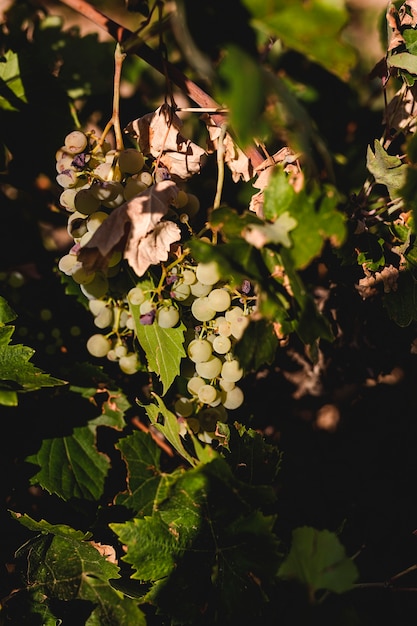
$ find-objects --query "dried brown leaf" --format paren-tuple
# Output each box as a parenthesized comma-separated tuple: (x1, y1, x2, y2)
(201, 113, 253, 182)
(131, 221, 181, 276)
(125, 103, 207, 180)
(78, 180, 179, 277)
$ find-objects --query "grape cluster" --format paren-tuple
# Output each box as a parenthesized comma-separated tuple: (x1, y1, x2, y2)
(56, 129, 200, 301)
(55, 129, 254, 437)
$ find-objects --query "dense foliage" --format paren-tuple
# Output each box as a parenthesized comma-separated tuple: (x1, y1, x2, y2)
(2, 0, 417, 624)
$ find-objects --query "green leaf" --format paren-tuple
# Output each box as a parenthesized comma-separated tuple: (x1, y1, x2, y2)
(115, 430, 163, 514)
(0, 50, 28, 112)
(129, 286, 186, 394)
(12, 518, 146, 625)
(242, 0, 357, 81)
(70, 386, 131, 430)
(383, 270, 417, 327)
(141, 393, 217, 467)
(388, 51, 417, 75)
(0, 295, 17, 324)
(26, 424, 110, 501)
(278, 526, 358, 596)
(214, 44, 267, 146)
(366, 140, 408, 198)
(233, 318, 279, 371)
(11, 512, 92, 540)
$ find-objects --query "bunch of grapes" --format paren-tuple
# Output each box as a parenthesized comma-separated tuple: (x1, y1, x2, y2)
(55, 128, 255, 437)
(56, 129, 200, 301)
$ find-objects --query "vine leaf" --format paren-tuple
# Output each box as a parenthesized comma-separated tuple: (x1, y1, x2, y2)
(366, 139, 408, 198)
(78, 180, 180, 277)
(278, 526, 358, 597)
(0, 296, 66, 406)
(115, 430, 162, 514)
(125, 103, 207, 180)
(132, 315, 186, 395)
(141, 393, 217, 466)
(26, 424, 110, 501)
(0, 49, 28, 112)
(11, 513, 146, 625)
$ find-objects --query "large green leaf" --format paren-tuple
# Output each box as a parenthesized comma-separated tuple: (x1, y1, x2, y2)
(278, 526, 358, 597)
(366, 139, 408, 199)
(115, 430, 163, 514)
(242, 0, 357, 80)
(26, 424, 110, 501)
(12, 513, 145, 625)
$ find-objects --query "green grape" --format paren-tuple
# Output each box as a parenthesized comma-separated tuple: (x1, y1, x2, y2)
(58, 253, 78, 275)
(123, 177, 148, 201)
(64, 130, 88, 154)
(79, 231, 94, 247)
(196, 261, 220, 286)
(198, 407, 219, 432)
(108, 251, 122, 267)
(118, 148, 145, 174)
(119, 352, 140, 374)
(195, 355, 222, 379)
(102, 182, 125, 208)
(214, 316, 232, 337)
(88, 299, 107, 316)
(59, 188, 78, 211)
(207, 288, 231, 312)
(56, 170, 79, 189)
(221, 358, 243, 382)
(190, 281, 212, 297)
(86, 333, 111, 357)
(80, 273, 109, 299)
(157, 305, 180, 328)
(87, 211, 109, 233)
(67, 212, 88, 239)
(219, 378, 235, 392)
(128, 286, 146, 305)
(71, 264, 95, 285)
(94, 162, 122, 182)
(94, 306, 113, 329)
(171, 280, 191, 301)
(173, 189, 189, 209)
(181, 193, 200, 219)
(191, 296, 216, 322)
(74, 189, 101, 215)
(187, 339, 213, 363)
(225, 306, 244, 321)
(182, 268, 197, 285)
(115, 344, 128, 358)
(137, 171, 153, 186)
(90, 181, 120, 202)
(187, 375, 206, 396)
(56, 154, 74, 173)
(230, 314, 250, 340)
(212, 335, 231, 354)
(222, 385, 244, 409)
(197, 384, 218, 405)
(174, 397, 194, 417)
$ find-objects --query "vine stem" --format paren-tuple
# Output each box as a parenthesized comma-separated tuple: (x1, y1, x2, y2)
(58, 0, 264, 169)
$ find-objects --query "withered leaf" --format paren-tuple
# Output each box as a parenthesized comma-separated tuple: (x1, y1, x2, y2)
(125, 103, 207, 180)
(78, 180, 180, 277)
(201, 112, 253, 182)
(133, 221, 181, 275)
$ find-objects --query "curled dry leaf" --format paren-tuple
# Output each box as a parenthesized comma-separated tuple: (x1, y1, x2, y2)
(78, 180, 180, 277)
(249, 147, 303, 216)
(201, 112, 253, 182)
(125, 103, 207, 180)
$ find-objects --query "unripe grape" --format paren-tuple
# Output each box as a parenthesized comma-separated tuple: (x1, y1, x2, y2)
(140, 300, 156, 315)
(87, 211, 109, 233)
(181, 193, 200, 219)
(219, 378, 235, 392)
(64, 130, 88, 154)
(123, 177, 148, 201)
(59, 188, 78, 211)
(90, 181, 120, 202)
(221, 358, 243, 382)
(56, 154, 74, 173)
(174, 397, 194, 417)
(171, 281, 191, 301)
(182, 268, 197, 285)
(79, 231, 94, 247)
(56, 169, 79, 189)
(157, 305, 180, 328)
(190, 281, 212, 297)
(115, 344, 128, 358)
(94, 162, 122, 182)
(197, 384, 218, 405)
(102, 182, 125, 208)
(187, 339, 213, 363)
(118, 148, 145, 174)
(119, 352, 139, 374)
(71, 264, 95, 285)
(137, 171, 153, 186)
(67, 212, 88, 239)
(173, 189, 188, 209)
(128, 287, 146, 305)
(191, 296, 216, 322)
(222, 386, 244, 410)
(80, 273, 109, 299)
(207, 288, 231, 312)
(74, 189, 101, 215)
(187, 376, 206, 396)
(195, 355, 222, 379)
(196, 261, 220, 285)
(58, 253, 78, 275)
(88, 299, 107, 316)
(225, 306, 244, 322)
(212, 335, 231, 354)
(214, 316, 232, 337)
(230, 314, 250, 340)
(198, 407, 219, 433)
(94, 306, 113, 329)
(86, 333, 111, 357)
